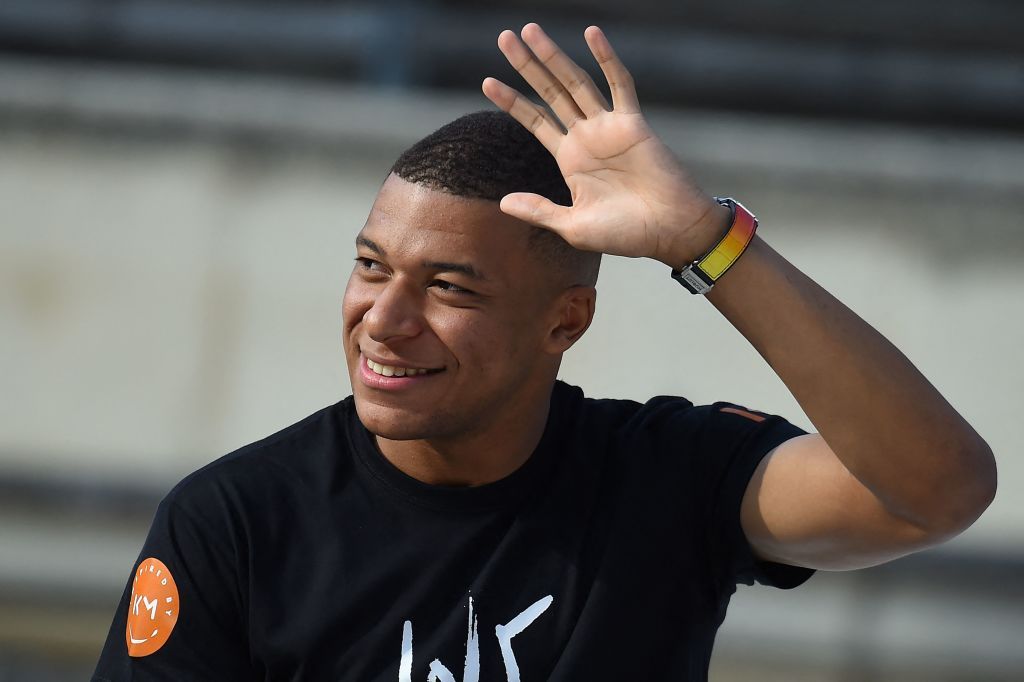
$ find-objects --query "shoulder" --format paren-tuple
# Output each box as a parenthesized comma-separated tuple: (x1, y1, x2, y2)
(564, 381, 707, 439)
(163, 398, 354, 515)
(558, 381, 692, 430)
(563, 381, 803, 456)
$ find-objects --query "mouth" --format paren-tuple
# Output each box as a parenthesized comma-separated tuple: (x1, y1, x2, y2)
(358, 353, 444, 389)
(365, 357, 443, 377)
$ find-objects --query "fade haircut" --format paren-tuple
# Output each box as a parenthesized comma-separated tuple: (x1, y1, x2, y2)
(389, 110, 601, 286)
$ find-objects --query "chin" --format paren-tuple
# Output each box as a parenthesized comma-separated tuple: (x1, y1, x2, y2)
(353, 397, 447, 442)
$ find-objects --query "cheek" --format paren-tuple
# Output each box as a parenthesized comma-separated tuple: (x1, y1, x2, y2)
(424, 308, 492, 361)
(431, 306, 541, 371)
(341, 276, 371, 330)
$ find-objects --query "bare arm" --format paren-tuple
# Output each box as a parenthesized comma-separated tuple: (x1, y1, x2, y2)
(483, 23, 997, 570)
(709, 237, 995, 569)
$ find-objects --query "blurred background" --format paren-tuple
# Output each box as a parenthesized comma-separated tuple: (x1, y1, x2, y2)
(1, 1, 1022, 680)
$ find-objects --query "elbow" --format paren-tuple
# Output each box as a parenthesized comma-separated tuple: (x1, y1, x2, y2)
(920, 437, 998, 541)
(960, 438, 998, 526)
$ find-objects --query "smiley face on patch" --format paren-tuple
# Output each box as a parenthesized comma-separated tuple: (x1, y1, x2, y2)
(125, 557, 180, 657)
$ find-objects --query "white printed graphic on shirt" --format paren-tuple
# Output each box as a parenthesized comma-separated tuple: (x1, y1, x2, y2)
(399, 594, 553, 682)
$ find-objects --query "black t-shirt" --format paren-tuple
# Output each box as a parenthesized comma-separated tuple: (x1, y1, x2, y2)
(93, 381, 812, 681)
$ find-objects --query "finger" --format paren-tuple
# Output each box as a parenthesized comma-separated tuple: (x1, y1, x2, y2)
(497, 28, 586, 129)
(520, 23, 610, 118)
(584, 26, 640, 114)
(481, 77, 564, 155)
(500, 192, 573, 234)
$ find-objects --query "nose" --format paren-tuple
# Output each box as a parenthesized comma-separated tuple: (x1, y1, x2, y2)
(362, 279, 424, 343)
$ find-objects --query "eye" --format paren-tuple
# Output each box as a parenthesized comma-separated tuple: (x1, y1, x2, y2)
(431, 279, 474, 295)
(354, 256, 387, 274)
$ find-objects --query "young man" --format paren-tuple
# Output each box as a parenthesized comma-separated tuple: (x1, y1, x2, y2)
(93, 24, 995, 681)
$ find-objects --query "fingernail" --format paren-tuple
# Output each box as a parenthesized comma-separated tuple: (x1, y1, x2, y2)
(501, 196, 524, 214)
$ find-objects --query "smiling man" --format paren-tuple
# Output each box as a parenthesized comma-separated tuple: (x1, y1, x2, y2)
(345, 122, 601, 489)
(94, 23, 996, 682)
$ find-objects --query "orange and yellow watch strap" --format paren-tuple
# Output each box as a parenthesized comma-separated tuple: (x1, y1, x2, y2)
(671, 197, 758, 294)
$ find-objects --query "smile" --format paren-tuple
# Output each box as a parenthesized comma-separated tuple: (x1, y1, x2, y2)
(363, 355, 444, 379)
(367, 360, 425, 377)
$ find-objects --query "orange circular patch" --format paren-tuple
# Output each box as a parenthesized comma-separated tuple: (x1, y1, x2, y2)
(125, 557, 180, 657)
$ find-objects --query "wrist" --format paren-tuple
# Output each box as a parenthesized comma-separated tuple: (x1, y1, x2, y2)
(669, 197, 759, 295)
(660, 200, 733, 270)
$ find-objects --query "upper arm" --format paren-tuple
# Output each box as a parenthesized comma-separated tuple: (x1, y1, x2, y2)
(740, 433, 938, 571)
(92, 495, 255, 680)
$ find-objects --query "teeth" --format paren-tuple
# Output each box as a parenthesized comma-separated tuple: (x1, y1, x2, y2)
(366, 359, 431, 377)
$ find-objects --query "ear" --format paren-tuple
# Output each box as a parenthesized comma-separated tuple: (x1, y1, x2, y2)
(543, 286, 597, 354)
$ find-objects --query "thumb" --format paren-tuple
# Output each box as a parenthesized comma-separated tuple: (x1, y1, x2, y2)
(500, 192, 572, 235)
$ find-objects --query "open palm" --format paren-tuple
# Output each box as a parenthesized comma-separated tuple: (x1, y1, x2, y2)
(482, 24, 726, 267)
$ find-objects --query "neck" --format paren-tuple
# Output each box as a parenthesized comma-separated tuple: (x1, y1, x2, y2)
(374, 387, 554, 487)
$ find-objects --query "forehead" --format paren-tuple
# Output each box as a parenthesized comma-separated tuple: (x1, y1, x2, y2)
(358, 174, 533, 276)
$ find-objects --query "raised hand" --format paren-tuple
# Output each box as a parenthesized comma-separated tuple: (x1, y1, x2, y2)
(482, 23, 730, 268)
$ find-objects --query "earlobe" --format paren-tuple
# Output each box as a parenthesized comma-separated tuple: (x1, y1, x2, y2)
(545, 287, 597, 353)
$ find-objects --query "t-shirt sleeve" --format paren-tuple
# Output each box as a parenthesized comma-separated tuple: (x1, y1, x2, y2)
(636, 398, 815, 593)
(91, 485, 255, 681)
(689, 401, 814, 591)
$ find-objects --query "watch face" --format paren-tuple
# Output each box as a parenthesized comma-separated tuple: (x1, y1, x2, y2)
(125, 557, 180, 657)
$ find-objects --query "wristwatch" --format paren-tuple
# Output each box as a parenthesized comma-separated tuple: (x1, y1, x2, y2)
(671, 197, 758, 294)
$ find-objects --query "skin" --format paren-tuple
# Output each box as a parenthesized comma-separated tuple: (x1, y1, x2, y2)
(342, 176, 595, 486)
(472, 23, 996, 570)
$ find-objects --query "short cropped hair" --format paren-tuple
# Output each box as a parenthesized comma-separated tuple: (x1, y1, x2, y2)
(389, 110, 601, 286)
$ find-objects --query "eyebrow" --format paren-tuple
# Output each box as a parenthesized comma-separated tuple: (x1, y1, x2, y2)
(355, 236, 489, 281)
(422, 260, 488, 281)
(356, 236, 385, 254)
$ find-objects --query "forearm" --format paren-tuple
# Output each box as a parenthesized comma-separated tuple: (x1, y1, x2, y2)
(694, 233, 995, 533)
